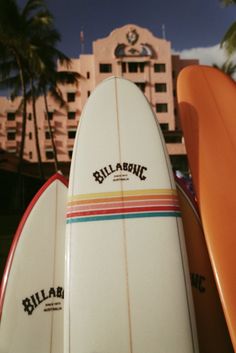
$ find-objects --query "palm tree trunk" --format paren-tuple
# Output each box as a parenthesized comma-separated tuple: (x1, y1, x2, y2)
(14, 54, 29, 210)
(30, 77, 44, 179)
(14, 53, 27, 176)
(43, 88, 59, 172)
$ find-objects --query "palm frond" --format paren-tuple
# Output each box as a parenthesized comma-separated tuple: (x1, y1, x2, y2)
(221, 21, 236, 55)
(220, 0, 236, 6)
(0, 0, 19, 28)
(56, 70, 80, 85)
(22, 0, 47, 18)
(40, 46, 71, 67)
(27, 10, 54, 30)
(0, 74, 20, 89)
(49, 86, 65, 107)
(0, 60, 18, 80)
(213, 59, 236, 78)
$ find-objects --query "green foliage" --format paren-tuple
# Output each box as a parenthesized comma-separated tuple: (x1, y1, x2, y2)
(220, 0, 236, 55)
(220, 0, 236, 5)
(221, 22, 236, 55)
(213, 60, 236, 78)
(0, 0, 80, 175)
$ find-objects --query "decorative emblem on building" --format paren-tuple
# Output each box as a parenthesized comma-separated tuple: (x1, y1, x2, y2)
(126, 29, 139, 45)
(115, 27, 155, 58)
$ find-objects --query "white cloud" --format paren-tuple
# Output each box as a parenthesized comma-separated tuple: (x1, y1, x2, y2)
(173, 44, 229, 66)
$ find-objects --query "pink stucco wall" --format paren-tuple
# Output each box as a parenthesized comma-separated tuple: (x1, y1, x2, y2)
(0, 24, 198, 163)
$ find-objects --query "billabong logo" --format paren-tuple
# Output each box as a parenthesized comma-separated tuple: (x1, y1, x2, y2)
(22, 286, 64, 315)
(93, 162, 147, 184)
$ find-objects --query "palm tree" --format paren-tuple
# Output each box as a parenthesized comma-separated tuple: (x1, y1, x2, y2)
(220, 0, 236, 55)
(41, 67, 80, 172)
(0, 0, 53, 177)
(0, 0, 80, 176)
(0, 0, 81, 177)
(27, 22, 80, 172)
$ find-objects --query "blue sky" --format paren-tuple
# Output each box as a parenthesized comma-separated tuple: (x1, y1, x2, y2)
(45, 0, 234, 55)
(18, 0, 236, 64)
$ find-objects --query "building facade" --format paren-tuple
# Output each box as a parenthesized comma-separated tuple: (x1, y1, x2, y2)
(0, 24, 198, 171)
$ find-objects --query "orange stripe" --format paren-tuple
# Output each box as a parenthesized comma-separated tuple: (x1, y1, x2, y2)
(68, 194, 178, 206)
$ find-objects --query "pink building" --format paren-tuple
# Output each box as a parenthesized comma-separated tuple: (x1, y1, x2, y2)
(0, 24, 198, 172)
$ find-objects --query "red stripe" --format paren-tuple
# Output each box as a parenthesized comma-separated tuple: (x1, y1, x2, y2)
(67, 205, 180, 218)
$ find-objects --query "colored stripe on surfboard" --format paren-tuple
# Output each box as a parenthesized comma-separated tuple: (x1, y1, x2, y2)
(66, 189, 181, 223)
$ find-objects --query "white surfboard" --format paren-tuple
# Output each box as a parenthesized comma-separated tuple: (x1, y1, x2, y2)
(65, 77, 199, 353)
(0, 173, 67, 353)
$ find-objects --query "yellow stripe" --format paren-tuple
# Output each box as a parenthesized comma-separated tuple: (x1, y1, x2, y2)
(68, 188, 177, 202)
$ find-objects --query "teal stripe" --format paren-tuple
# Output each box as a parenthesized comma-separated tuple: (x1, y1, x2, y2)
(66, 212, 181, 224)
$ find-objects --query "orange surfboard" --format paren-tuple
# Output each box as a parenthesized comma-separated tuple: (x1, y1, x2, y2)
(177, 65, 236, 350)
(176, 177, 233, 352)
